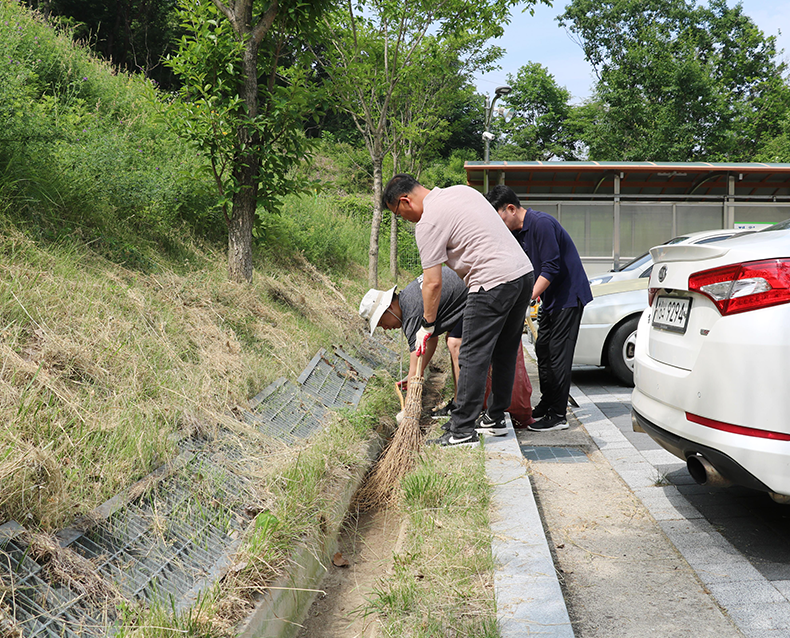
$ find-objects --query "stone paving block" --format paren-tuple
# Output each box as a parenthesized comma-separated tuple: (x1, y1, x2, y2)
(609, 466, 659, 490)
(725, 602, 790, 631)
(659, 517, 720, 536)
(486, 417, 574, 638)
(707, 581, 786, 607)
(640, 448, 684, 466)
(679, 542, 755, 567)
(695, 561, 767, 585)
(496, 576, 575, 638)
(772, 580, 790, 601)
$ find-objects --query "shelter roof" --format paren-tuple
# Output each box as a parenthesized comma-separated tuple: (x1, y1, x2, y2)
(464, 161, 790, 199)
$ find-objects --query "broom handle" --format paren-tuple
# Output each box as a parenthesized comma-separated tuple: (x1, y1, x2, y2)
(395, 382, 405, 410)
(395, 353, 424, 411)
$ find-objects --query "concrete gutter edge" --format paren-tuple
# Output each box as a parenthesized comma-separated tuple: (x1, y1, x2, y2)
(485, 417, 575, 638)
(237, 432, 384, 638)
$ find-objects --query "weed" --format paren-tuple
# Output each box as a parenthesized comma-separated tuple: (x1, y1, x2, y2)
(366, 442, 497, 636)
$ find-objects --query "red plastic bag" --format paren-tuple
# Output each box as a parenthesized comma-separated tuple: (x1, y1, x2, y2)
(484, 345, 534, 428)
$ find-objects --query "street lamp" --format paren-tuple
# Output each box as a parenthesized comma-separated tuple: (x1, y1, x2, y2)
(483, 85, 511, 192)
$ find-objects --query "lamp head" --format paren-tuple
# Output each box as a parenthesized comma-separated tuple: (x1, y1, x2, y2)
(495, 85, 512, 97)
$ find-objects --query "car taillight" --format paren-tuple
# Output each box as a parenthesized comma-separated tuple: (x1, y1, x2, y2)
(688, 259, 790, 315)
(648, 287, 659, 306)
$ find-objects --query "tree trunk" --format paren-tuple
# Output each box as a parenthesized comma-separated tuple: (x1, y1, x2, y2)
(389, 212, 398, 282)
(228, 193, 254, 282)
(227, 39, 260, 284)
(368, 152, 384, 288)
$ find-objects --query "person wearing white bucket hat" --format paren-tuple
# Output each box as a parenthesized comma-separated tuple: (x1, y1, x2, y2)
(359, 267, 467, 421)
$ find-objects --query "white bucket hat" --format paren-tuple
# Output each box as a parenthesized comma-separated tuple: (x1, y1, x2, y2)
(358, 286, 396, 336)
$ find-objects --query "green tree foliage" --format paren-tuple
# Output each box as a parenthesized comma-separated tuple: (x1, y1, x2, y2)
(167, 0, 331, 283)
(25, 0, 182, 89)
(559, 0, 790, 161)
(496, 62, 579, 160)
(317, 0, 527, 287)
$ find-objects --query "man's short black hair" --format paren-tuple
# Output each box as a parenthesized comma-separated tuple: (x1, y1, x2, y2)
(485, 184, 521, 212)
(382, 173, 421, 209)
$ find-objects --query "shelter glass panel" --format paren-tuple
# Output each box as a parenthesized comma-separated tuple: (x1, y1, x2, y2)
(561, 203, 613, 257)
(676, 204, 723, 235)
(732, 204, 790, 227)
(619, 203, 674, 259)
(522, 201, 558, 219)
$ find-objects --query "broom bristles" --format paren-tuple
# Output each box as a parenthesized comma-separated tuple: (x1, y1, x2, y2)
(357, 374, 425, 507)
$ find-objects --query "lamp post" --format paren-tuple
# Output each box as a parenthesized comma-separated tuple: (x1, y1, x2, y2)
(483, 85, 511, 193)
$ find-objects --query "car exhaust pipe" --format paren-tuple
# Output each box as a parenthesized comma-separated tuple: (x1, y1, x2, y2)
(686, 454, 733, 488)
(770, 493, 790, 505)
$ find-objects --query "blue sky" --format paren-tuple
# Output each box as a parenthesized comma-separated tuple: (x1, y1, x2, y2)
(474, 0, 790, 104)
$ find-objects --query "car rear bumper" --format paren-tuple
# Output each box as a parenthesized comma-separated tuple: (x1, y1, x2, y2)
(631, 407, 772, 494)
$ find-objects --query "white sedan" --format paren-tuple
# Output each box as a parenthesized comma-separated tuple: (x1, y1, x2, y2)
(632, 220, 790, 501)
(573, 278, 647, 386)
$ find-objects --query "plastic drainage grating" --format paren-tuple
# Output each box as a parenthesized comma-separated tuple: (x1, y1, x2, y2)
(297, 347, 372, 409)
(353, 334, 402, 379)
(0, 522, 112, 637)
(246, 378, 329, 444)
(0, 339, 396, 636)
(0, 442, 258, 637)
(67, 475, 242, 608)
(520, 446, 590, 464)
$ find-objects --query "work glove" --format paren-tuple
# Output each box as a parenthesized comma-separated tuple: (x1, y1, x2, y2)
(414, 324, 435, 357)
(396, 410, 405, 425)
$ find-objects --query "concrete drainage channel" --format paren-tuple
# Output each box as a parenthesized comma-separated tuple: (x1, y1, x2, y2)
(0, 335, 401, 638)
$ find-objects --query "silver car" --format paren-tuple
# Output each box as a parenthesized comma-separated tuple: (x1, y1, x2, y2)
(587, 228, 745, 286)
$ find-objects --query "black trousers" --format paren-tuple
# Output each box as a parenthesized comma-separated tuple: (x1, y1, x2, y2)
(535, 302, 584, 416)
(450, 272, 534, 436)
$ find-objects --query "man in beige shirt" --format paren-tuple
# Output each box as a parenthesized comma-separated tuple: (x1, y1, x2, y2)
(382, 174, 534, 446)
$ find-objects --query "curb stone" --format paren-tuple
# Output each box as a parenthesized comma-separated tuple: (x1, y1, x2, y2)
(485, 416, 575, 637)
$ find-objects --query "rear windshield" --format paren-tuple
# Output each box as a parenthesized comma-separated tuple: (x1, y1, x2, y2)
(761, 219, 790, 232)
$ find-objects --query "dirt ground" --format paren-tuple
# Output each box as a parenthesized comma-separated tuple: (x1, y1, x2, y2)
(518, 353, 745, 638)
(295, 363, 449, 638)
(295, 506, 402, 638)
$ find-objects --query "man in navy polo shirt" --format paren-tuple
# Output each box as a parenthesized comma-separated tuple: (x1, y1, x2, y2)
(486, 185, 592, 431)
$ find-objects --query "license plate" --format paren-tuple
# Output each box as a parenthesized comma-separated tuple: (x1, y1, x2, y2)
(652, 296, 692, 333)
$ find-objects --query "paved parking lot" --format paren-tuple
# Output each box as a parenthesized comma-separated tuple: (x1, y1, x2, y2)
(570, 365, 790, 637)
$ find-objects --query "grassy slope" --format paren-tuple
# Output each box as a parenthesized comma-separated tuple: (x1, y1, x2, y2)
(0, 217, 386, 529)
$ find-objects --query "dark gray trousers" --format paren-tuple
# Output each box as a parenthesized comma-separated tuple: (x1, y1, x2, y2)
(535, 301, 584, 416)
(450, 272, 534, 436)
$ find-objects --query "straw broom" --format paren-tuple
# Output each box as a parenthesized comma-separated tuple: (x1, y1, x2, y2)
(357, 357, 425, 507)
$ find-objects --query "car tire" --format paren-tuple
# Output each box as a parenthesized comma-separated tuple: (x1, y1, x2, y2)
(607, 316, 639, 387)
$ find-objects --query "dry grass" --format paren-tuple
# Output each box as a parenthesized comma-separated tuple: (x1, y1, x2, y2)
(0, 225, 373, 531)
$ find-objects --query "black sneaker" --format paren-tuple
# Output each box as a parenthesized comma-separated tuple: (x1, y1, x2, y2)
(531, 403, 548, 419)
(425, 431, 480, 447)
(527, 412, 568, 432)
(474, 411, 507, 437)
(431, 399, 456, 419)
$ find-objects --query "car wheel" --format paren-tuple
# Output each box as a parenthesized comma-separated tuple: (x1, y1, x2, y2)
(607, 316, 639, 387)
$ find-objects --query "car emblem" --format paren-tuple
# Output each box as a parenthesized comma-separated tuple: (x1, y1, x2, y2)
(658, 265, 667, 282)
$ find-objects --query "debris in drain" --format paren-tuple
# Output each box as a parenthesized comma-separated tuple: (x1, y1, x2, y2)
(332, 552, 350, 567)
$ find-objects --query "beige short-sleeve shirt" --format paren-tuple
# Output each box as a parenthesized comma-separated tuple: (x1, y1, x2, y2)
(416, 185, 533, 292)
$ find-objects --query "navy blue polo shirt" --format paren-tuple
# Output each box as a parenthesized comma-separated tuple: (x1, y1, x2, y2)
(514, 208, 593, 313)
